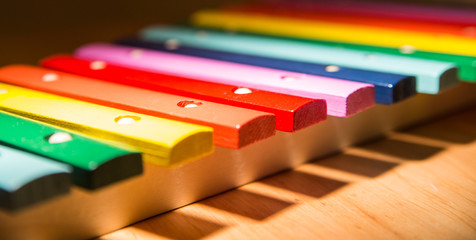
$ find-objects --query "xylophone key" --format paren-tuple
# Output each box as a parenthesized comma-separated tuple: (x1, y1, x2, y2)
(139, 25, 459, 94)
(0, 111, 142, 190)
(219, 6, 476, 82)
(0, 81, 213, 167)
(0, 144, 71, 211)
(116, 36, 417, 105)
(259, 0, 476, 26)
(223, 4, 476, 38)
(0, 65, 276, 149)
(289, 39, 476, 83)
(74, 43, 375, 117)
(41, 55, 327, 132)
(191, 10, 476, 57)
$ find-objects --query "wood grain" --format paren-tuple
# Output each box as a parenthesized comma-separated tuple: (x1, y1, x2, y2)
(98, 106, 476, 240)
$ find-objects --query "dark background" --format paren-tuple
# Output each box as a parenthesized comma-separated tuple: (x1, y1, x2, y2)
(0, 0, 243, 66)
(0, 0, 475, 67)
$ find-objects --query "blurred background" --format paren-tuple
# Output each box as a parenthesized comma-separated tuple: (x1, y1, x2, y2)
(0, 0, 475, 66)
(0, 0, 242, 66)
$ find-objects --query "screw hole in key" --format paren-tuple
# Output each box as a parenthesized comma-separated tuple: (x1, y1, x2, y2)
(90, 61, 107, 70)
(115, 115, 141, 124)
(325, 65, 340, 72)
(46, 132, 73, 144)
(165, 39, 180, 50)
(233, 87, 252, 95)
(177, 101, 203, 108)
(462, 26, 476, 37)
(42, 73, 59, 82)
(195, 30, 208, 39)
(130, 49, 144, 59)
(365, 54, 377, 61)
(399, 45, 416, 54)
(281, 75, 299, 82)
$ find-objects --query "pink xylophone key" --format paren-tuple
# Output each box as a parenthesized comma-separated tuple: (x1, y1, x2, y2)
(74, 43, 375, 117)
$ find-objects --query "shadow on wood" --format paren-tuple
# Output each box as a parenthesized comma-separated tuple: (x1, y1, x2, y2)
(312, 153, 399, 178)
(356, 139, 444, 160)
(199, 189, 294, 220)
(129, 211, 226, 240)
(260, 170, 348, 199)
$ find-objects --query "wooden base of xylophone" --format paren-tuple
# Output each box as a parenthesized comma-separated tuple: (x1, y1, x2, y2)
(1, 82, 476, 240)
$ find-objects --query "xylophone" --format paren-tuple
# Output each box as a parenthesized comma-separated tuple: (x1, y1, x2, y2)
(1, 1, 476, 239)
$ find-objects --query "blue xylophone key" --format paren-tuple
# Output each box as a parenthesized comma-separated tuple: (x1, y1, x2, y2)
(139, 25, 458, 95)
(116, 36, 416, 105)
(0, 144, 71, 211)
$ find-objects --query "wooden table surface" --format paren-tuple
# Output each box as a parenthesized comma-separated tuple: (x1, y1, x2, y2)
(97, 107, 476, 240)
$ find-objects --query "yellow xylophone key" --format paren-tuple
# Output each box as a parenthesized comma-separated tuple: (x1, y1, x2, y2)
(0, 82, 213, 167)
(192, 10, 476, 57)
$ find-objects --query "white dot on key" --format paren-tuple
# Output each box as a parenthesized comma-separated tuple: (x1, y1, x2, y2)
(225, 23, 239, 33)
(462, 26, 476, 37)
(399, 45, 416, 54)
(42, 73, 59, 82)
(115, 116, 141, 124)
(325, 65, 340, 72)
(130, 49, 144, 59)
(233, 87, 252, 94)
(195, 30, 208, 38)
(90, 61, 107, 70)
(366, 54, 377, 61)
(185, 103, 199, 108)
(48, 132, 73, 144)
(165, 39, 180, 50)
(281, 76, 298, 82)
(88, 162, 98, 169)
(0, 89, 7, 94)
(177, 101, 203, 108)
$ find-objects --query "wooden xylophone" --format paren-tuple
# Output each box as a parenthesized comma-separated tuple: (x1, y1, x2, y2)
(1, 0, 476, 239)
